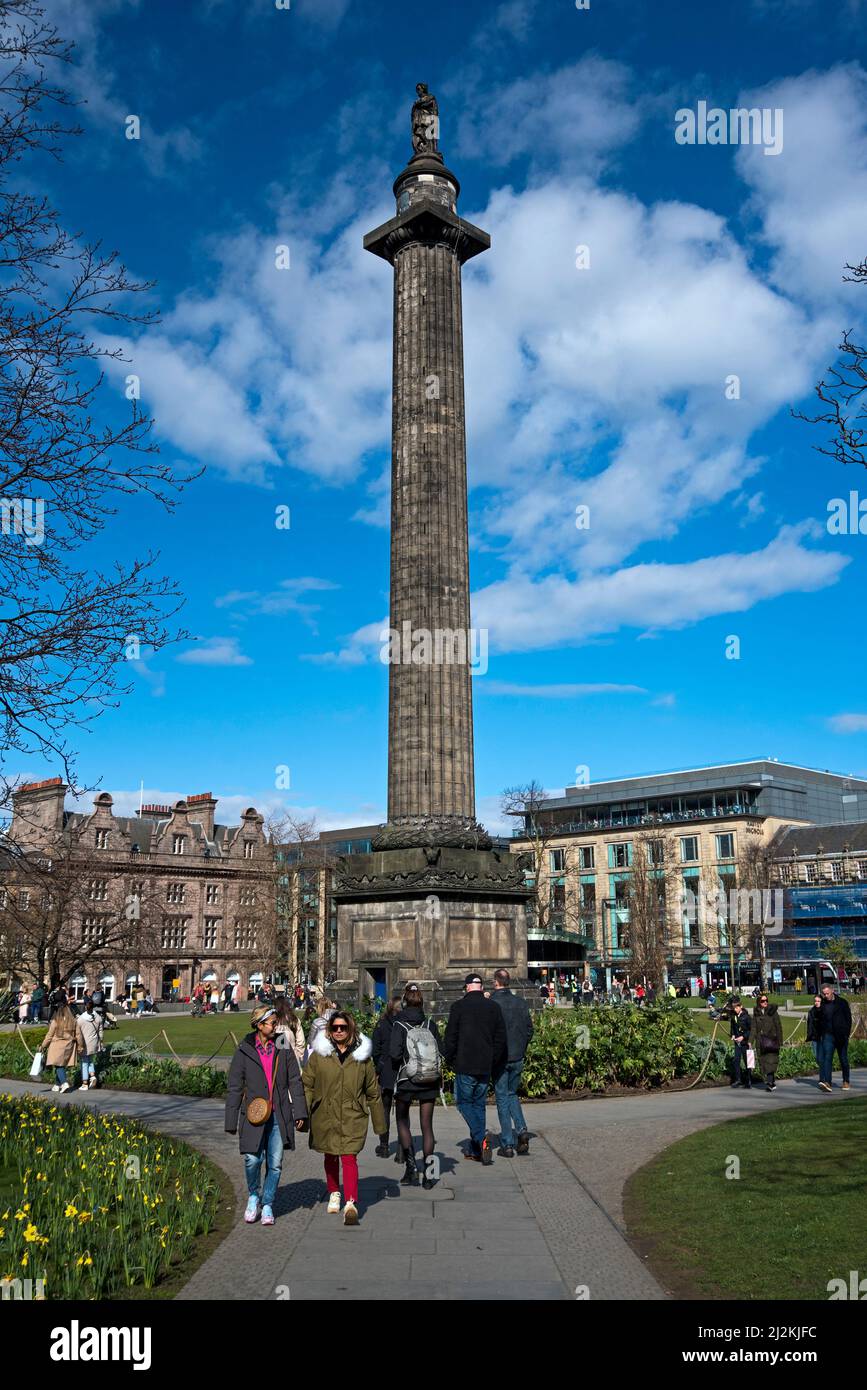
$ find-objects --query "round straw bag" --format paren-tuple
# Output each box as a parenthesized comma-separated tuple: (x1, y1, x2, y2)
(247, 1051, 279, 1126)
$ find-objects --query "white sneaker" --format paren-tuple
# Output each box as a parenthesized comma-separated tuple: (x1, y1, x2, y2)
(78, 1083, 89, 1090)
(343, 1199, 359, 1226)
(51, 1085, 61, 1092)
(326, 1191, 342, 1215)
(58, 1082, 70, 1093)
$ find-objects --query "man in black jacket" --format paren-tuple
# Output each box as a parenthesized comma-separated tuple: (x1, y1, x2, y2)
(817, 985, 852, 1092)
(490, 969, 533, 1157)
(444, 973, 507, 1165)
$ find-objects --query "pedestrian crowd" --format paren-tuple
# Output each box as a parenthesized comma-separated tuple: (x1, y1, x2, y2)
(723, 985, 852, 1093)
(224, 968, 535, 1228)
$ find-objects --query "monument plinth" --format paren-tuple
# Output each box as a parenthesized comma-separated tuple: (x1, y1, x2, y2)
(332, 85, 530, 1006)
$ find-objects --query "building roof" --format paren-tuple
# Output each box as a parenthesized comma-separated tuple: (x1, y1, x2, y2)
(772, 822, 867, 856)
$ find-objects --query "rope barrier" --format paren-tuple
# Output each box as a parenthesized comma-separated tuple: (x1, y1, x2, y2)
(684, 1017, 721, 1089)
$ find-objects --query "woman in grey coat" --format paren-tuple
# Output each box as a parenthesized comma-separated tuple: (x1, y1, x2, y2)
(225, 1004, 308, 1226)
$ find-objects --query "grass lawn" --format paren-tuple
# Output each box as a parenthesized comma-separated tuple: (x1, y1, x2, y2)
(625, 1097, 867, 1300)
(687, 1010, 807, 1044)
(110, 1012, 250, 1056)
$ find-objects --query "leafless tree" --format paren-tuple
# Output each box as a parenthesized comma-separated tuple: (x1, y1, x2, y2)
(624, 830, 679, 987)
(793, 256, 867, 469)
(264, 811, 330, 984)
(0, 832, 161, 989)
(0, 1, 198, 807)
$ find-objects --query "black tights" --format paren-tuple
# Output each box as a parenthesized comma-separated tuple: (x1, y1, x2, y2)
(395, 1097, 435, 1163)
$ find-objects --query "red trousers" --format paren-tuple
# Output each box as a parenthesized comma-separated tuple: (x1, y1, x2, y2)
(324, 1153, 358, 1202)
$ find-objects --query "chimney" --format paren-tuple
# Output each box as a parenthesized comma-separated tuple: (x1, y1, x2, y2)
(187, 792, 216, 840)
(10, 777, 67, 850)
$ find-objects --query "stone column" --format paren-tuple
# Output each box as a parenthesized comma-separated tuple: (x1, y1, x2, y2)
(365, 153, 489, 833)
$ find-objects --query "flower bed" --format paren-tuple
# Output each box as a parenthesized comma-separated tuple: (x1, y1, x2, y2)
(0, 1094, 223, 1299)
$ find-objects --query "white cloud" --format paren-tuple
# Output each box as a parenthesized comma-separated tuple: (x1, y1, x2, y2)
(482, 682, 648, 697)
(176, 636, 253, 667)
(828, 713, 867, 733)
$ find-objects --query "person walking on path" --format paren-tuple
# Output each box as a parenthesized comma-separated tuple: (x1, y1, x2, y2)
(273, 996, 306, 1067)
(806, 994, 822, 1064)
(389, 985, 443, 1188)
(490, 968, 533, 1157)
(817, 984, 852, 1093)
(727, 997, 753, 1089)
(581, 978, 594, 1006)
(225, 1004, 308, 1227)
(74, 1002, 104, 1089)
(372, 994, 402, 1158)
(303, 996, 336, 1063)
(43, 1002, 78, 1093)
(752, 993, 782, 1092)
(443, 973, 507, 1165)
(302, 1010, 386, 1226)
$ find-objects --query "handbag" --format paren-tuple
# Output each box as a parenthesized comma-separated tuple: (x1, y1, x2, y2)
(759, 1034, 780, 1054)
(246, 1050, 279, 1126)
(29, 1050, 44, 1078)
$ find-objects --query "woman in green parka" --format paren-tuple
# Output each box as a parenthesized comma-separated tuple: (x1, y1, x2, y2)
(753, 993, 783, 1092)
(302, 1010, 387, 1226)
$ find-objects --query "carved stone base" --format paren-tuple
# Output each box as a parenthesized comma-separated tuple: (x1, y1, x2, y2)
(334, 888, 530, 1007)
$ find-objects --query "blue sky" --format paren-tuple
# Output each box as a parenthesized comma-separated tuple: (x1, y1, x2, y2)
(20, 0, 867, 832)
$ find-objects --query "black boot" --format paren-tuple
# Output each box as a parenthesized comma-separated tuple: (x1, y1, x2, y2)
(394, 1145, 406, 1164)
(400, 1158, 420, 1186)
(375, 1139, 390, 1158)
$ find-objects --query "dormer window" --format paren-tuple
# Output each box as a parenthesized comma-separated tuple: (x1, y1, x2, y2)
(172, 835, 186, 856)
(244, 841, 255, 860)
(96, 828, 109, 850)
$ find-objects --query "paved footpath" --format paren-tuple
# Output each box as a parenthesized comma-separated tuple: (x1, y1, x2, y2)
(2, 1071, 863, 1301)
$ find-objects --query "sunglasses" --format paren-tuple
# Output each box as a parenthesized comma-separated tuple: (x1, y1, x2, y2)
(331, 1023, 349, 1032)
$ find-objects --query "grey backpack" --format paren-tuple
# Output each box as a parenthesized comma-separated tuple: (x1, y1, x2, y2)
(396, 1017, 441, 1085)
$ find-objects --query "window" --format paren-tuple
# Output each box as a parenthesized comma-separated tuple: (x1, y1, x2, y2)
(830, 860, 843, 882)
(204, 918, 220, 950)
(234, 920, 258, 950)
(680, 836, 699, 863)
(857, 860, 867, 879)
(578, 846, 595, 870)
(550, 882, 566, 912)
(18, 889, 30, 911)
(243, 841, 255, 860)
(166, 882, 186, 904)
(647, 839, 665, 865)
(87, 879, 108, 900)
(81, 915, 108, 945)
(579, 879, 596, 910)
(716, 833, 735, 860)
(95, 828, 109, 849)
(206, 883, 220, 905)
(549, 848, 565, 873)
(608, 842, 632, 869)
(804, 862, 818, 883)
(130, 880, 145, 899)
(161, 919, 188, 949)
(239, 886, 257, 907)
(172, 835, 186, 856)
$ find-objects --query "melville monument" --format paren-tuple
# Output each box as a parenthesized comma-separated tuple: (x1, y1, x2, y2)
(332, 86, 530, 1005)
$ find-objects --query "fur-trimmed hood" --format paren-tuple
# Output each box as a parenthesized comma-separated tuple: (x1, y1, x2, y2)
(310, 1029, 373, 1063)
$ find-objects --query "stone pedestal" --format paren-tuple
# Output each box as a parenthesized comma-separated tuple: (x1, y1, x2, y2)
(331, 840, 529, 1007)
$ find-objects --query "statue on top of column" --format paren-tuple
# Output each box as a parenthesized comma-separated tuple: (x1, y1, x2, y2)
(411, 82, 439, 156)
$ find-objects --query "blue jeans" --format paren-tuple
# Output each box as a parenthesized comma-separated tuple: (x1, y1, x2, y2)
(494, 1062, 527, 1147)
(454, 1073, 489, 1148)
(80, 1056, 94, 1083)
(243, 1115, 284, 1208)
(54, 1066, 67, 1085)
(819, 1034, 850, 1085)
